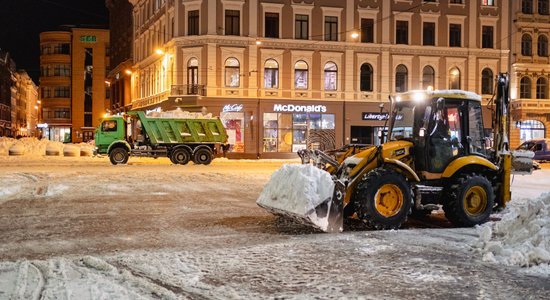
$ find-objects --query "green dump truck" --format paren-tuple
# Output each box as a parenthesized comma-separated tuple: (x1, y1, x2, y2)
(95, 111, 229, 165)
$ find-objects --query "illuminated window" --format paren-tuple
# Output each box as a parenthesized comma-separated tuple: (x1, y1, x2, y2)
(324, 62, 337, 91)
(264, 59, 279, 89)
(224, 57, 240, 87)
(294, 60, 309, 89)
(449, 67, 461, 89)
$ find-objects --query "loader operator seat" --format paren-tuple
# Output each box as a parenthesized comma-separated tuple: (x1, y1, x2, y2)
(429, 112, 453, 173)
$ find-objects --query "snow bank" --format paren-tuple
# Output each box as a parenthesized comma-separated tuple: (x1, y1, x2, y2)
(0, 137, 95, 157)
(257, 164, 335, 231)
(475, 192, 550, 271)
(148, 109, 214, 119)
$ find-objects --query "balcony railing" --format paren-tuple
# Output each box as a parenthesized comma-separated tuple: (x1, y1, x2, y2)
(171, 84, 206, 96)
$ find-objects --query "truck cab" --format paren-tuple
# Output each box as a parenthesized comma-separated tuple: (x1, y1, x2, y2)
(95, 116, 126, 154)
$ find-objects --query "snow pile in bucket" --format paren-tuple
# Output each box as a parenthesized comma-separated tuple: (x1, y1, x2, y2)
(475, 192, 550, 271)
(257, 164, 335, 231)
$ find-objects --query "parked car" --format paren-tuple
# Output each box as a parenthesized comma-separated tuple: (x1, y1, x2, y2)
(516, 139, 550, 161)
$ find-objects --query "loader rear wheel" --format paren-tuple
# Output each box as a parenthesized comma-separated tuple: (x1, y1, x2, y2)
(443, 173, 494, 227)
(171, 147, 191, 165)
(353, 168, 412, 230)
(193, 147, 213, 165)
(109, 147, 129, 165)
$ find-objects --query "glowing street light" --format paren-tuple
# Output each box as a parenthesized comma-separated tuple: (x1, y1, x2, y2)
(125, 69, 132, 75)
(350, 32, 359, 39)
(155, 48, 165, 55)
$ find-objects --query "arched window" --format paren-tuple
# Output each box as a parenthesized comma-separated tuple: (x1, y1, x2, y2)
(538, 35, 548, 57)
(360, 63, 373, 92)
(264, 59, 279, 89)
(224, 57, 240, 87)
(519, 120, 546, 142)
(481, 68, 493, 95)
(539, 0, 549, 15)
(536, 77, 548, 99)
(522, 0, 533, 13)
(294, 60, 309, 89)
(522, 34, 532, 56)
(422, 65, 435, 89)
(187, 58, 199, 94)
(324, 62, 337, 91)
(395, 64, 408, 92)
(520, 76, 532, 98)
(449, 67, 461, 89)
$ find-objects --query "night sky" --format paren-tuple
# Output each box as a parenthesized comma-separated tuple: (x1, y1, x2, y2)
(0, 0, 109, 83)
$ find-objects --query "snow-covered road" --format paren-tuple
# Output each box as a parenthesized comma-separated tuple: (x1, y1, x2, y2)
(0, 155, 549, 299)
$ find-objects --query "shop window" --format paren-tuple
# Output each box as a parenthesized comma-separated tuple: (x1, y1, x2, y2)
(449, 67, 461, 89)
(264, 59, 279, 89)
(395, 64, 408, 92)
(221, 111, 245, 152)
(263, 112, 335, 153)
(422, 65, 435, 89)
(225, 57, 240, 87)
(360, 63, 373, 92)
(536, 77, 548, 99)
(538, 35, 548, 57)
(519, 120, 545, 142)
(520, 76, 532, 98)
(294, 60, 309, 90)
(324, 62, 337, 91)
(481, 68, 493, 95)
(522, 34, 532, 56)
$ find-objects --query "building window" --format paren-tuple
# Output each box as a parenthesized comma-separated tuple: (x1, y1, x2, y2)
(481, 68, 493, 95)
(538, 35, 548, 56)
(360, 63, 373, 92)
(449, 67, 461, 89)
(361, 18, 374, 43)
(264, 59, 279, 89)
(396, 21, 408, 44)
(449, 24, 461, 47)
(482, 0, 495, 5)
(188, 10, 199, 35)
(295, 14, 309, 40)
(225, 57, 240, 87)
(450, 0, 463, 3)
(187, 58, 199, 94)
(265, 12, 279, 38)
(294, 60, 309, 90)
(522, 34, 533, 56)
(522, 0, 533, 13)
(324, 16, 338, 41)
(422, 65, 435, 89)
(395, 64, 408, 92)
(519, 120, 545, 142)
(536, 77, 548, 99)
(423, 22, 435, 46)
(520, 76, 531, 98)
(324, 62, 337, 91)
(482, 26, 494, 48)
(263, 112, 335, 153)
(225, 10, 240, 36)
(539, 0, 549, 15)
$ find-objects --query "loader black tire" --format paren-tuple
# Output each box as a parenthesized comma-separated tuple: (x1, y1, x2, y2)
(193, 147, 213, 165)
(171, 147, 191, 165)
(353, 168, 412, 230)
(109, 147, 129, 165)
(443, 173, 494, 227)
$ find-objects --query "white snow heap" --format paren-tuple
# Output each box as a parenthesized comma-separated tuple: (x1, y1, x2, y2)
(257, 164, 335, 231)
(0, 137, 95, 157)
(147, 109, 214, 119)
(475, 192, 550, 268)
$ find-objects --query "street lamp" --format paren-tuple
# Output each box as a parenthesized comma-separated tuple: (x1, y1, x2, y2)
(155, 48, 165, 55)
(350, 32, 359, 40)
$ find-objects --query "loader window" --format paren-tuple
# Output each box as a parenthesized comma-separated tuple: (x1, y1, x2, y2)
(390, 105, 414, 140)
(468, 102, 486, 156)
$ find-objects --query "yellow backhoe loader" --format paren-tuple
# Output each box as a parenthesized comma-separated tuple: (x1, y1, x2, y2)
(258, 73, 534, 232)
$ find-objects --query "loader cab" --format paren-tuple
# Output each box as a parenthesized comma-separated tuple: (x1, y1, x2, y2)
(388, 91, 487, 174)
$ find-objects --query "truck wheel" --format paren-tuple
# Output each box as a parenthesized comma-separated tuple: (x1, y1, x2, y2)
(171, 147, 191, 165)
(443, 173, 494, 227)
(353, 168, 412, 230)
(109, 147, 129, 165)
(193, 147, 213, 165)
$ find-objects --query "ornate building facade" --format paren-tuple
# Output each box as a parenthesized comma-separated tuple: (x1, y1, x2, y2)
(510, 0, 550, 147)
(128, 0, 510, 158)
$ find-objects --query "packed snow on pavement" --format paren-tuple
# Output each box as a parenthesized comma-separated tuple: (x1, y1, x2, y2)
(0, 137, 549, 299)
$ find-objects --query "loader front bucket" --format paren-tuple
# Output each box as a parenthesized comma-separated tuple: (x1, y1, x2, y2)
(257, 164, 345, 233)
